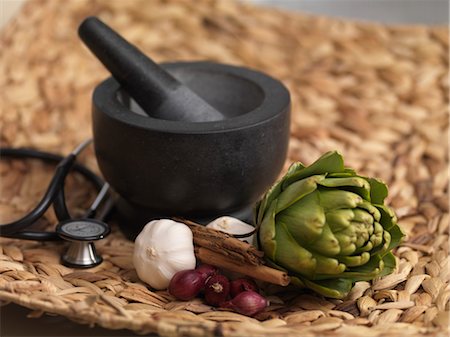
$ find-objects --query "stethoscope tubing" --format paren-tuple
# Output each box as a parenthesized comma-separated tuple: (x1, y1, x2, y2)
(0, 146, 104, 188)
(0, 140, 110, 240)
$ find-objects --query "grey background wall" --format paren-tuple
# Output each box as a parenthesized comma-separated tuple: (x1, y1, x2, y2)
(1, 0, 449, 28)
(251, 0, 449, 24)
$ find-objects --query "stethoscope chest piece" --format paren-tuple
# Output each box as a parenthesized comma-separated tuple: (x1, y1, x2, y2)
(56, 219, 110, 268)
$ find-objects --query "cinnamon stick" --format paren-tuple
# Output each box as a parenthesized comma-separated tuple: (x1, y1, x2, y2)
(176, 218, 264, 266)
(195, 247, 290, 287)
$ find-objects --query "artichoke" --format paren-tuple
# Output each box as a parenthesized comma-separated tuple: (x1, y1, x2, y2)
(256, 151, 404, 299)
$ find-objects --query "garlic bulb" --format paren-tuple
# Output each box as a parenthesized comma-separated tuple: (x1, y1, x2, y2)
(206, 216, 255, 245)
(133, 219, 196, 290)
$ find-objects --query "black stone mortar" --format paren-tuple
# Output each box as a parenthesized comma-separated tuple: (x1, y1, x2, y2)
(93, 62, 290, 240)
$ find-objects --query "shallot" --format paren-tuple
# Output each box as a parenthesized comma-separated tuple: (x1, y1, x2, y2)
(230, 278, 258, 298)
(222, 290, 268, 316)
(168, 270, 204, 300)
(196, 264, 218, 283)
(204, 274, 230, 306)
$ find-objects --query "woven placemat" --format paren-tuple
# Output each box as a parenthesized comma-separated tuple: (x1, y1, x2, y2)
(0, 0, 448, 336)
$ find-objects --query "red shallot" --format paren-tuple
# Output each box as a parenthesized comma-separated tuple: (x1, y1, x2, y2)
(204, 274, 230, 306)
(230, 278, 258, 298)
(168, 270, 204, 300)
(222, 290, 268, 316)
(196, 264, 218, 283)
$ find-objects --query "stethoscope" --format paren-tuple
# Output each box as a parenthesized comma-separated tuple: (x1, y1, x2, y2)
(0, 139, 114, 268)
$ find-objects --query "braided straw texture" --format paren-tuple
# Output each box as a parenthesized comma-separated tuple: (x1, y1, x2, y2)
(0, 1, 448, 336)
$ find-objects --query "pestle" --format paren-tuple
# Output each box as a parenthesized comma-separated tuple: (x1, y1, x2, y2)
(79, 17, 224, 122)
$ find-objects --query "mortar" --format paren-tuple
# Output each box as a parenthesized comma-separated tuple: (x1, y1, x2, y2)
(93, 61, 289, 238)
(82, 17, 290, 239)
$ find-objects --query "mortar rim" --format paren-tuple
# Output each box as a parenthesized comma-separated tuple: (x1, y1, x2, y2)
(93, 61, 290, 134)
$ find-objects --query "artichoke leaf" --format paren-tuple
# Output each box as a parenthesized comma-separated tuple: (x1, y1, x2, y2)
(256, 163, 306, 223)
(328, 172, 355, 178)
(309, 223, 341, 256)
(334, 229, 360, 255)
(256, 180, 282, 225)
(290, 275, 306, 288)
(274, 223, 316, 278)
(375, 204, 397, 230)
(258, 200, 278, 260)
(352, 222, 369, 247)
(371, 228, 394, 255)
(367, 178, 388, 204)
(380, 230, 392, 253)
(358, 201, 381, 222)
(314, 254, 346, 276)
(339, 255, 385, 281)
(283, 151, 345, 187)
(295, 276, 353, 299)
(326, 209, 354, 232)
(337, 252, 370, 267)
(255, 200, 264, 225)
(276, 175, 324, 213)
(353, 240, 374, 254)
(319, 189, 363, 211)
(319, 176, 371, 201)
(370, 222, 384, 248)
(379, 252, 397, 277)
(334, 231, 357, 256)
(327, 168, 358, 179)
(387, 225, 405, 251)
(376, 204, 404, 251)
(277, 191, 326, 243)
(352, 208, 374, 225)
(264, 257, 289, 272)
(343, 168, 357, 175)
(287, 161, 307, 175)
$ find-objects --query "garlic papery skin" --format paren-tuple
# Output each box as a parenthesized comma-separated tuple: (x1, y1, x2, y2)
(206, 216, 255, 245)
(133, 219, 196, 290)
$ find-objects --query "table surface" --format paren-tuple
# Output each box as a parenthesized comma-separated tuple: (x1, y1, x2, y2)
(1, 0, 448, 336)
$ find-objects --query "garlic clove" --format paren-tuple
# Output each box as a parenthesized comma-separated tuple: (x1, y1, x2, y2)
(206, 216, 255, 245)
(133, 219, 196, 290)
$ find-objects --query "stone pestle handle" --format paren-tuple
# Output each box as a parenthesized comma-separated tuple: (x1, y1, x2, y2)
(78, 16, 224, 122)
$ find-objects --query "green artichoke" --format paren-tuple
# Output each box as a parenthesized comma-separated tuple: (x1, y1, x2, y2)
(256, 151, 404, 299)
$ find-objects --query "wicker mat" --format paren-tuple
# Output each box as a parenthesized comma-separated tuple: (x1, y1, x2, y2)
(0, 0, 448, 336)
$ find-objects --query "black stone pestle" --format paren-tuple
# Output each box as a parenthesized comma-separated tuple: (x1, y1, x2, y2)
(78, 17, 224, 122)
